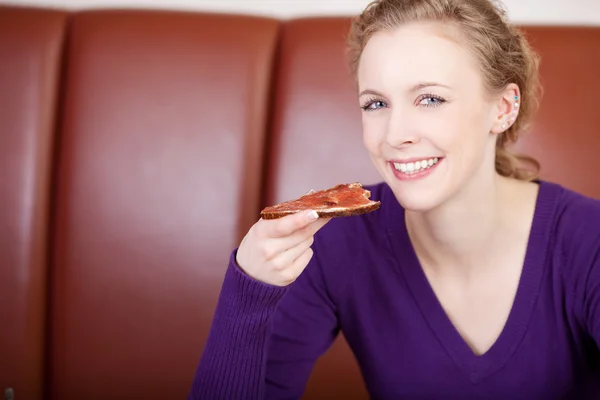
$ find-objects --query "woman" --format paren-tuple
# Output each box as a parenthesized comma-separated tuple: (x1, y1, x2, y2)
(190, 0, 600, 398)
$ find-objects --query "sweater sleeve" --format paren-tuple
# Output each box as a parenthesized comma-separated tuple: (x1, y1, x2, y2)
(188, 244, 340, 400)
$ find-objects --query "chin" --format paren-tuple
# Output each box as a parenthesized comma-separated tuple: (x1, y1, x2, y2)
(388, 185, 446, 212)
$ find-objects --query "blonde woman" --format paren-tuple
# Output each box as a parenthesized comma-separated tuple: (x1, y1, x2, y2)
(190, 0, 600, 398)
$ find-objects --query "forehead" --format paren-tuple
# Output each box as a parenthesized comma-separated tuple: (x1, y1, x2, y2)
(357, 21, 482, 91)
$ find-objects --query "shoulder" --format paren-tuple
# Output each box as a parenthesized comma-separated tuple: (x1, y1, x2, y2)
(546, 181, 600, 247)
(541, 181, 600, 284)
(542, 182, 600, 336)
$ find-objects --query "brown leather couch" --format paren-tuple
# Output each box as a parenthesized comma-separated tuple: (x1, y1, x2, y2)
(1, 4, 599, 399)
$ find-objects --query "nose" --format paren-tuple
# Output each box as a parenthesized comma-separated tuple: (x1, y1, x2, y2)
(387, 135, 419, 148)
(385, 112, 420, 148)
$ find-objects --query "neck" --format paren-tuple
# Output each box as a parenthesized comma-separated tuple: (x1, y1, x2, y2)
(405, 173, 510, 275)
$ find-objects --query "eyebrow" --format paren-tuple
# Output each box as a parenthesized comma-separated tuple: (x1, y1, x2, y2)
(358, 82, 451, 98)
(358, 89, 385, 98)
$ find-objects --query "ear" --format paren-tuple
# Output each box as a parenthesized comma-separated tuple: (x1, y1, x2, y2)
(490, 83, 520, 134)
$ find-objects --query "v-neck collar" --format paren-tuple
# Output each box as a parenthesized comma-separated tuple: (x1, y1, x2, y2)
(382, 180, 562, 383)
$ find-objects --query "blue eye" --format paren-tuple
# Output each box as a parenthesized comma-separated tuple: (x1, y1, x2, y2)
(361, 99, 387, 111)
(418, 95, 446, 107)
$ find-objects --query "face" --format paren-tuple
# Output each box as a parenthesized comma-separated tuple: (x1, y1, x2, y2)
(357, 21, 510, 212)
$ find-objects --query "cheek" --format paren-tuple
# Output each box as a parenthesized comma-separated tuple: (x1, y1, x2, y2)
(415, 107, 465, 152)
(361, 114, 387, 154)
(441, 105, 493, 174)
(429, 104, 488, 153)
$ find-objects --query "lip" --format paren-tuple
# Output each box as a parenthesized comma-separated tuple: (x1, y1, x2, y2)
(389, 158, 443, 181)
(389, 156, 443, 163)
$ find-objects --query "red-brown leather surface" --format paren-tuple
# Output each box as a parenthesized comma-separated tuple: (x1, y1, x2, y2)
(0, 6, 67, 399)
(0, 6, 598, 400)
(515, 26, 600, 198)
(49, 10, 278, 399)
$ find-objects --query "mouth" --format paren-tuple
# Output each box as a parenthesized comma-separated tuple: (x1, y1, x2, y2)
(389, 157, 442, 180)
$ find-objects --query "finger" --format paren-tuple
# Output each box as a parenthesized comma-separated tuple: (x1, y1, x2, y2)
(309, 217, 331, 234)
(274, 247, 315, 286)
(259, 217, 331, 262)
(273, 217, 331, 252)
(270, 235, 314, 270)
(289, 247, 314, 277)
(261, 210, 320, 238)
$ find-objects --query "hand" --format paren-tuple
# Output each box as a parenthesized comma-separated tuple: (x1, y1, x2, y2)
(236, 210, 331, 286)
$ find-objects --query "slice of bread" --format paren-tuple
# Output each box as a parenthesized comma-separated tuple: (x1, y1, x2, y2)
(260, 182, 381, 220)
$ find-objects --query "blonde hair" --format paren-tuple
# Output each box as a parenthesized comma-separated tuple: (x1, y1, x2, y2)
(347, 0, 542, 181)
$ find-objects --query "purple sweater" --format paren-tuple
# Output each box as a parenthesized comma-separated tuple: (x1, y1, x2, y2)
(189, 180, 600, 399)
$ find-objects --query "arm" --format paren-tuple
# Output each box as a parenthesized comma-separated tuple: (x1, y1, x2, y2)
(265, 239, 339, 399)
(187, 250, 288, 400)
(188, 243, 339, 400)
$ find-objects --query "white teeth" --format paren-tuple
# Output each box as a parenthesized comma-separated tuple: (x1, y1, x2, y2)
(393, 157, 439, 174)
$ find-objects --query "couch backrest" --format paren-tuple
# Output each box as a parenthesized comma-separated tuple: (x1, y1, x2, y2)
(0, 5, 599, 400)
(48, 10, 278, 399)
(0, 6, 67, 399)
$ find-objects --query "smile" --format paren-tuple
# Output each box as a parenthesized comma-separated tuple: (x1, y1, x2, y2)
(393, 157, 439, 174)
(389, 157, 442, 181)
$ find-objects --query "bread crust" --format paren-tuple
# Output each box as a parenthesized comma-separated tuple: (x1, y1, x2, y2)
(260, 183, 381, 220)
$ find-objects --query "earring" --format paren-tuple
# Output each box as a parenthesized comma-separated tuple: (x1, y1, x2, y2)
(502, 95, 519, 131)
(510, 95, 519, 123)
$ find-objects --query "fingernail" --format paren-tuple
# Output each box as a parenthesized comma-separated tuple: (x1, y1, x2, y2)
(306, 210, 319, 220)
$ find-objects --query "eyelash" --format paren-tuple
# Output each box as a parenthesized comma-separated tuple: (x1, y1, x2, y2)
(418, 93, 447, 108)
(360, 97, 387, 112)
(359, 93, 447, 111)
